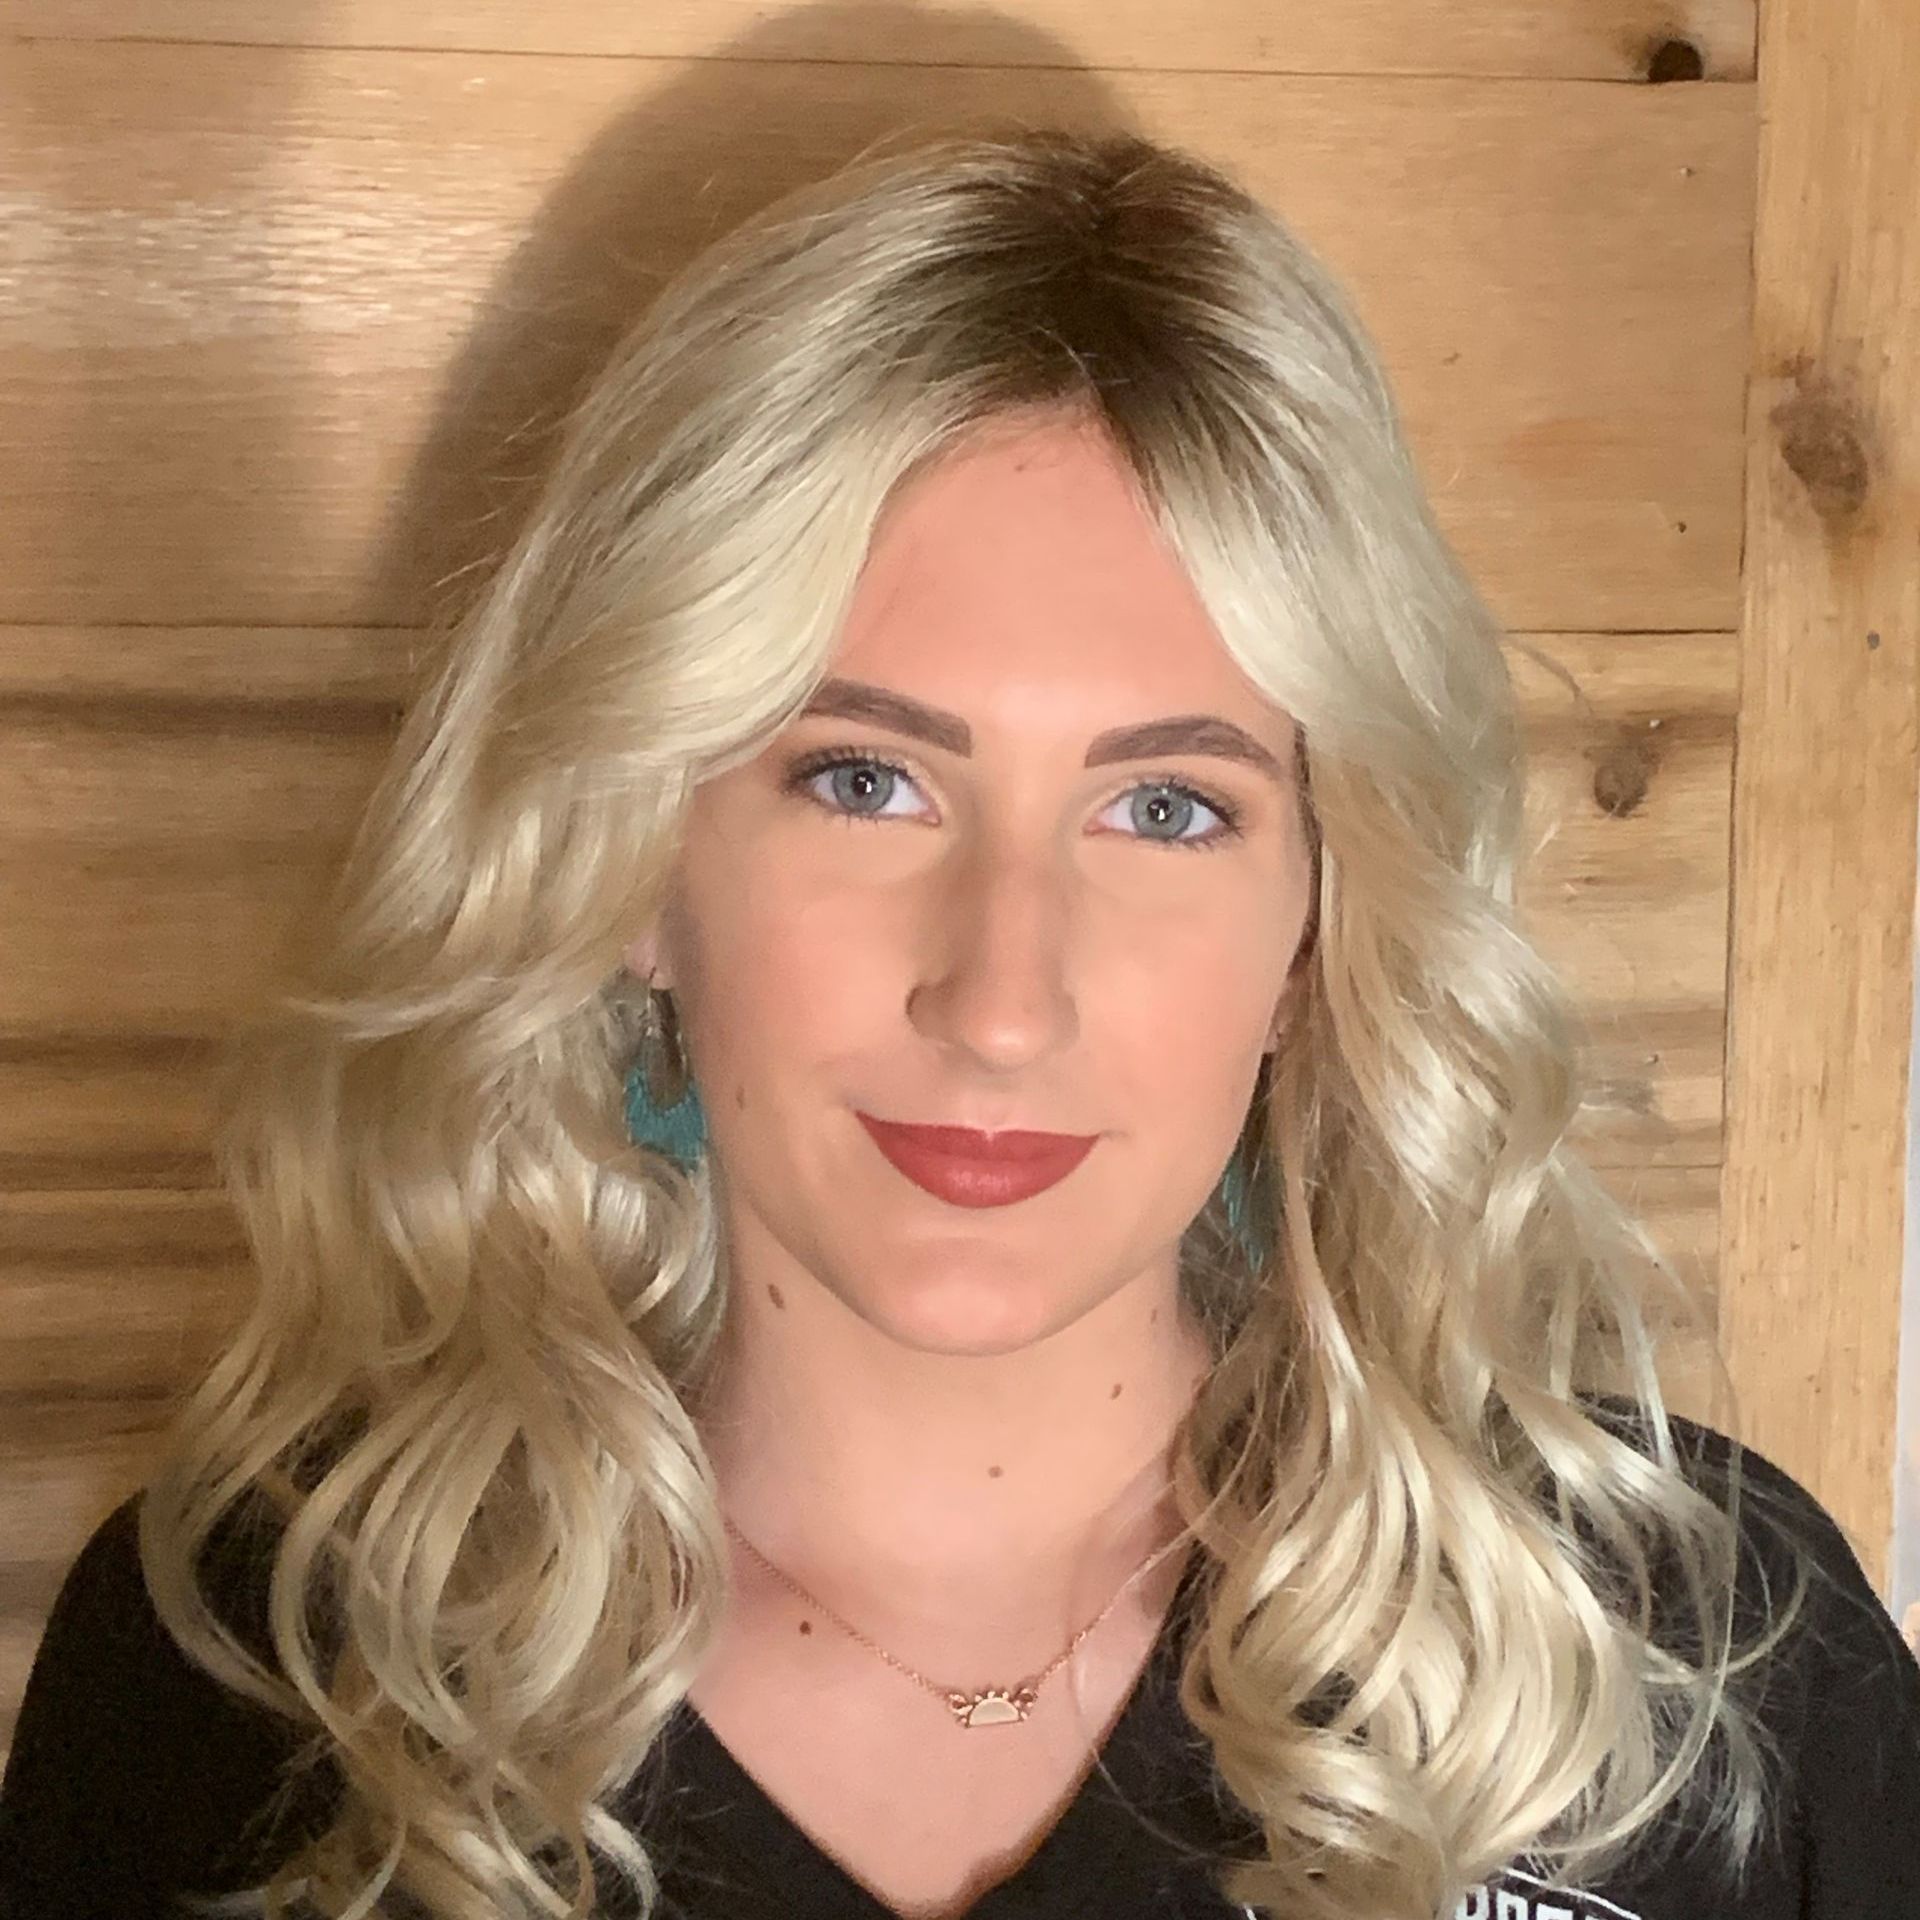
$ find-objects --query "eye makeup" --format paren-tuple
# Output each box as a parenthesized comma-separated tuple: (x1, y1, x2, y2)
(778, 744, 1247, 853)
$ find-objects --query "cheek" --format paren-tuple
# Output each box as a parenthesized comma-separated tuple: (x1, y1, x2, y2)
(1142, 1034, 1268, 1173)
(693, 895, 894, 1084)
(1105, 909, 1286, 1052)
(1108, 960, 1275, 1158)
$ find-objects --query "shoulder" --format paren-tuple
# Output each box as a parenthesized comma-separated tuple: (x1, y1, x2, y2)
(1579, 1392, 1904, 1639)
(18, 1483, 301, 1682)
(1579, 1394, 1920, 1908)
(0, 1488, 342, 1914)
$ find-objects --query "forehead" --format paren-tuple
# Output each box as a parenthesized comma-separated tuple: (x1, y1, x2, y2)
(831, 414, 1284, 745)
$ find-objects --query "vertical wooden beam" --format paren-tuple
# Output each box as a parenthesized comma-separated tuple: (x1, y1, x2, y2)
(1720, 0, 1919, 1592)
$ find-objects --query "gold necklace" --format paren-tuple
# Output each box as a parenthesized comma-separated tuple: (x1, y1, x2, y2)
(721, 1513, 1196, 1729)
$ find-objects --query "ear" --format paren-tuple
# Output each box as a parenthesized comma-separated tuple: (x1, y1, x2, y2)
(1262, 996, 1290, 1055)
(623, 928, 674, 993)
(1264, 926, 1316, 1052)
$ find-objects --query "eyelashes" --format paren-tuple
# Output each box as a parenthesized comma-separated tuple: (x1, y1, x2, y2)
(779, 746, 1246, 853)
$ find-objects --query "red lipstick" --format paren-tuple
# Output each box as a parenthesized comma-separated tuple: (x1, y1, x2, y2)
(854, 1113, 1098, 1208)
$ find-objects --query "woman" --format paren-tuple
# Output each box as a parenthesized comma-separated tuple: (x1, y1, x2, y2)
(2, 127, 1915, 1920)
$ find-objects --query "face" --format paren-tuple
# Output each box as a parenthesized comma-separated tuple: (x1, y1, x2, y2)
(626, 410, 1316, 1358)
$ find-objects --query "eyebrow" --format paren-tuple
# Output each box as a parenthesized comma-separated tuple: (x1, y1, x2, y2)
(797, 677, 1289, 785)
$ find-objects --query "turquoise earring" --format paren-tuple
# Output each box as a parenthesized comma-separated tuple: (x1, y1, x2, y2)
(1218, 1136, 1271, 1270)
(1219, 1047, 1277, 1270)
(623, 983, 708, 1172)
(621, 987, 1270, 1269)
(623, 1059, 708, 1170)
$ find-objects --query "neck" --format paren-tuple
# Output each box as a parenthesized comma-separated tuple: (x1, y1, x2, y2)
(690, 1241, 1211, 1629)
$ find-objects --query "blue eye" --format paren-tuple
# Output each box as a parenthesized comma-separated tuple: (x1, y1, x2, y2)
(779, 749, 1244, 852)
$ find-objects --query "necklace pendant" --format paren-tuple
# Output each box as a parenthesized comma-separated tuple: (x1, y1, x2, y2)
(946, 1685, 1040, 1728)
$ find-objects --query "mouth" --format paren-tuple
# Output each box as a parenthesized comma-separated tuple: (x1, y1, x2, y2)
(853, 1112, 1099, 1208)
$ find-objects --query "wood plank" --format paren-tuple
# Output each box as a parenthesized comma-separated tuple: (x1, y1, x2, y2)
(1512, 629, 1736, 1013)
(1586, 1157, 1728, 1425)
(0, 0, 1762, 82)
(0, 43, 1753, 630)
(0, 1040, 224, 1189)
(1717, 0, 1920, 1596)
(0, 1187, 252, 1406)
(1512, 630, 1737, 1169)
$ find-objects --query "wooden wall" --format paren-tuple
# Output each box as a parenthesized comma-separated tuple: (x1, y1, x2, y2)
(3, 0, 1913, 1762)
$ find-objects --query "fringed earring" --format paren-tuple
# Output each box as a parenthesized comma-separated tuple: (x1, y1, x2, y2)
(623, 977, 707, 1171)
(1217, 1131, 1272, 1270)
(1218, 1048, 1277, 1270)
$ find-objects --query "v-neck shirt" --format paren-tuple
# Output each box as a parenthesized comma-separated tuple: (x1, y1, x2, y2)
(4, 1412, 1919, 1918)
(625, 1541, 1259, 1918)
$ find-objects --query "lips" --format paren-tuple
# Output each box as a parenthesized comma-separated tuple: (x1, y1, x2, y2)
(854, 1112, 1098, 1208)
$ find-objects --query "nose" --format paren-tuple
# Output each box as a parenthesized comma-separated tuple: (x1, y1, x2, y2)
(905, 836, 1081, 1073)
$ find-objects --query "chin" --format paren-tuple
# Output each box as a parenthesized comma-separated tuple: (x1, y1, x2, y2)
(847, 1267, 1088, 1358)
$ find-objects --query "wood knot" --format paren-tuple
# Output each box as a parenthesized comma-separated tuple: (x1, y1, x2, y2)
(1593, 725, 1660, 817)
(1644, 38, 1705, 82)
(1772, 367, 1872, 524)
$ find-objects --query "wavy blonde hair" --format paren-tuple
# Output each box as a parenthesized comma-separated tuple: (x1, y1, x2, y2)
(137, 125, 1812, 1920)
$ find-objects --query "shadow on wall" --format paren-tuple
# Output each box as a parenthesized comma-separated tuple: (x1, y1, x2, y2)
(365, 3, 1145, 631)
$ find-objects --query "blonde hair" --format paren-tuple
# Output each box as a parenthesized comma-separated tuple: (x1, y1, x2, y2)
(135, 125, 1812, 1920)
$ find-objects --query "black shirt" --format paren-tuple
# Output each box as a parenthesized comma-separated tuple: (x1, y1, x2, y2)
(4, 1414, 1918, 1918)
